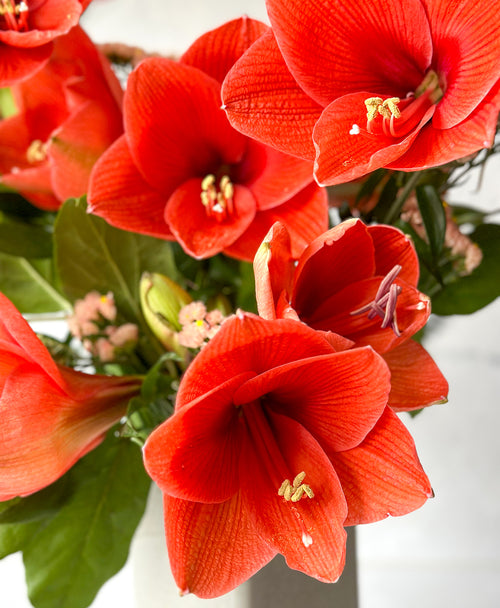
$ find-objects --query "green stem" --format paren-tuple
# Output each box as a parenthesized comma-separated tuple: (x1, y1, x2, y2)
(384, 172, 422, 225)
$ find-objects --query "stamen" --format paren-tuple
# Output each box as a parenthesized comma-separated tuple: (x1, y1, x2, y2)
(0, 0, 29, 32)
(200, 173, 234, 221)
(26, 139, 47, 164)
(278, 471, 315, 503)
(350, 264, 403, 336)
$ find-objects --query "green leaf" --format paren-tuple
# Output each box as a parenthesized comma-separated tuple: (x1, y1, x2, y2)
(431, 224, 500, 315)
(416, 184, 446, 260)
(54, 198, 177, 324)
(23, 434, 151, 608)
(0, 252, 70, 313)
(0, 216, 53, 258)
(0, 520, 41, 559)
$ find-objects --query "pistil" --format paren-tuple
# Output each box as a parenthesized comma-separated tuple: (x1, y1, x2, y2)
(200, 173, 234, 222)
(350, 264, 403, 336)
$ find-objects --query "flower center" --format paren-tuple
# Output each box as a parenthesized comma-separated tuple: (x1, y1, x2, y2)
(364, 70, 444, 139)
(26, 139, 47, 163)
(0, 0, 29, 32)
(350, 264, 402, 336)
(278, 471, 314, 503)
(200, 173, 234, 222)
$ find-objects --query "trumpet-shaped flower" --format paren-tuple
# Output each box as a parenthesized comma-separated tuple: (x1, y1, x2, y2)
(253, 219, 448, 411)
(0, 0, 92, 85)
(0, 25, 123, 210)
(88, 18, 327, 261)
(144, 313, 432, 597)
(0, 293, 141, 500)
(222, 0, 500, 185)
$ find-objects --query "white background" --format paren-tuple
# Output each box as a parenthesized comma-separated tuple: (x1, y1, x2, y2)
(2, 1, 500, 606)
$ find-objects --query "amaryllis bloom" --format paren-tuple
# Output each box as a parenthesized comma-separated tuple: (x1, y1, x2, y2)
(88, 17, 327, 261)
(144, 312, 432, 597)
(222, 0, 500, 185)
(0, 24, 123, 210)
(0, 0, 92, 86)
(254, 219, 448, 411)
(0, 292, 141, 500)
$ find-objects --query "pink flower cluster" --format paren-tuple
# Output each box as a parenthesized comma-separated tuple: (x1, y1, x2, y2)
(176, 302, 226, 349)
(67, 291, 138, 362)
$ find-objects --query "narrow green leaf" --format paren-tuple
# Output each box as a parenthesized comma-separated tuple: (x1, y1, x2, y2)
(431, 224, 500, 315)
(416, 184, 446, 260)
(23, 434, 151, 608)
(0, 252, 70, 313)
(54, 198, 177, 324)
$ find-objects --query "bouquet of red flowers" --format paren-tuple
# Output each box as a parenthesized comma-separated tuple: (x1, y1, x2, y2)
(0, 0, 498, 606)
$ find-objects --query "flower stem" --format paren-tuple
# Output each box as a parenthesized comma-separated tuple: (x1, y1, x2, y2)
(383, 171, 422, 225)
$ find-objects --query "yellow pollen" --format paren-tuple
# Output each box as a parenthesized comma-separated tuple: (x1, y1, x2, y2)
(200, 173, 234, 219)
(278, 471, 314, 503)
(364, 96, 401, 121)
(26, 139, 47, 164)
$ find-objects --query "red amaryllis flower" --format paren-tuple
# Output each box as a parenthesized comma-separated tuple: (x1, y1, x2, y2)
(254, 219, 448, 411)
(0, 293, 141, 500)
(0, 0, 92, 86)
(88, 18, 327, 261)
(222, 0, 500, 185)
(143, 312, 432, 597)
(0, 25, 123, 210)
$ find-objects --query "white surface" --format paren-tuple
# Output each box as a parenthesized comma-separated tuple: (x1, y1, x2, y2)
(2, 1, 500, 607)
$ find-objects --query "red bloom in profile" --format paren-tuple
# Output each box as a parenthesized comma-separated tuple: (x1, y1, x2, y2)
(0, 25, 123, 210)
(144, 313, 432, 598)
(222, 0, 500, 185)
(0, 293, 141, 500)
(88, 18, 327, 261)
(254, 219, 448, 411)
(0, 0, 92, 85)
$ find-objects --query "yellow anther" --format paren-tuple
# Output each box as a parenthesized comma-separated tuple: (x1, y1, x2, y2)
(293, 471, 306, 488)
(26, 140, 47, 164)
(364, 97, 383, 122)
(200, 191, 211, 206)
(278, 472, 314, 503)
(382, 97, 401, 118)
(201, 174, 216, 191)
(365, 96, 400, 121)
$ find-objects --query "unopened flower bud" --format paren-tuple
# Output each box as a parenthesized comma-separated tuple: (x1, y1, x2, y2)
(140, 272, 191, 350)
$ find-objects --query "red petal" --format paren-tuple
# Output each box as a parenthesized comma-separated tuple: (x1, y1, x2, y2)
(0, 43, 52, 86)
(368, 224, 420, 286)
(164, 492, 276, 598)
(124, 58, 246, 193)
(253, 222, 295, 320)
(165, 179, 257, 259)
(267, 0, 432, 106)
(313, 92, 434, 186)
(175, 314, 336, 410)
(0, 293, 62, 384)
(423, 0, 500, 129)
(181, 17, 269, 84)
(233, 347, 390, 451)
(330, 408, 432, 525)
(383, 340, 449, 412)
(222, 30, 321, 160)
(143, 372, 255, 503)
(87, 135, 174, 240)
(389, 80, 500, 170)
(225, 182, 328, 261)
(292, 219, 375, 319)
(240, 410, 347, 582)
(49, 99, 123, 201)
(237, 139, 315, 210)
(305, 277, 431, 353)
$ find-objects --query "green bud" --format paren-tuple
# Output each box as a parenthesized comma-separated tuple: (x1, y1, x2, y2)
(140, 272, 192, 349)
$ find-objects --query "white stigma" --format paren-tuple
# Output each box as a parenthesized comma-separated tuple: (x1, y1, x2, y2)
(349, 124, 360, 135)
